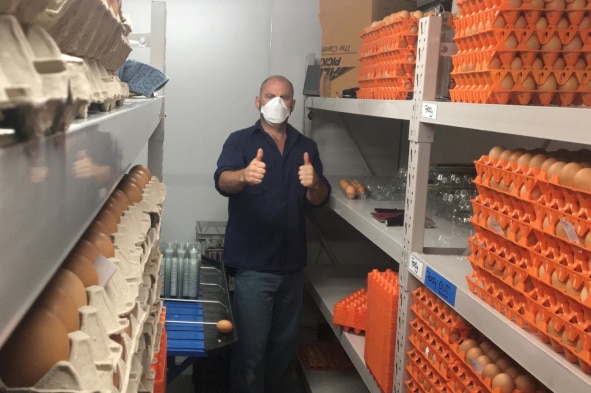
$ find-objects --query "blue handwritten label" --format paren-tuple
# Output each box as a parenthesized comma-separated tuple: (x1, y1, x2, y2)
(424, 267, 457, 306)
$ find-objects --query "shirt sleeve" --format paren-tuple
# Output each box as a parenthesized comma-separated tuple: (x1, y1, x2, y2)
(214, 131, 245, 197)
(308, 141, 332, 207)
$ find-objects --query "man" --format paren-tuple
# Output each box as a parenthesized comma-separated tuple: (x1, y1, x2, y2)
(214, 75, 331, 392)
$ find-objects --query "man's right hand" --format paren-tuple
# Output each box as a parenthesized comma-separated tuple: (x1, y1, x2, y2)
(243, 148, 266, 185)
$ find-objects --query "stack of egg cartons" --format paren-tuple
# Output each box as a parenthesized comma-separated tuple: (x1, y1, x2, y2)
(450, 0, 591, 105)
(358, 10, 423, 100)
(467, 146, 591, 375)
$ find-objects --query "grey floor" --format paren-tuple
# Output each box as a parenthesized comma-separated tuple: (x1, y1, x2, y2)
(166, 358, 308, 393)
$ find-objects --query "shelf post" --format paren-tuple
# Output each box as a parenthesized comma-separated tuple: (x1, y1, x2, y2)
(395, 16, 444, 393)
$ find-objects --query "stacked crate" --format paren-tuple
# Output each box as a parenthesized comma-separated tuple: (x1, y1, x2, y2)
(333, 288, 367, 334)
(358, 11, 421, 100)
(408, 287, 549, 393)
(450, 0, 591, 105)
(467, 147, 591, 374)
(364, 269, 399, 393)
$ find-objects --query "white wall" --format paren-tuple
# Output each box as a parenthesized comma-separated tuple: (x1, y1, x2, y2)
(122, 0, 321, 242)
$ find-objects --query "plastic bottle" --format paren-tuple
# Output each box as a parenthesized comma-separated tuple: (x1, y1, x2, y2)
(163, 243, 174, 297)
(170, 256, 179, 297)
(188, 243, 201, 299)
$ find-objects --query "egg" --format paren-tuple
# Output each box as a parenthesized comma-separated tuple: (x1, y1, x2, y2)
(522, 76, 536, 90)
(34, 281, 80, 333)
(516, 152, 534, 167)
(126, 171, 149, 190)
(536, 17, 549, 29)
(129, 164, 152, 183)
(459, 338, 478, 353)
(566, 278, 583, 299)
(482, 363, 502, 380)
(488, 146, 505, 159)
(62, 253, 99, 288)
(547, 160, 567, 180)
(496, 357, 511, 370)
(556, 17, 569, 29)
(84, 230, 115, 258)
(515, 374, 539, 393)
(541, 35, 561, 51)
(50, 268, 87, 309)
(504, 34, 519, 49)
(580, 16, 591, 28)
(540, 157, 558, 174)
(117, 178, 143, 204)
(504, 366, 522, 379)
(466, 346, 484, 362)
(538, 74, 558, 91)
(559, 162, 583, 186)
(216, 319, 233, 334)
(553, 57, 566, 71)
(528, 153, 547, 169)
(573, 168, 591, 191)
(564, 36, 583, 51)
(511, 57, 523, 70)
(479, 340, 494, 353)
(0, 308, 70, 387)
(499, 149, 514, 163)
(492, 373, 516, 393)
(95, 208, 118, 234)
(532, 58, 544, 70)
(531, 0, 545, 7)
(526, 34, 540, 50)
(546, 0, 566, 8)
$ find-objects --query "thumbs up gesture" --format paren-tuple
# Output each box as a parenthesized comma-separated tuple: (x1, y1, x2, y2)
(299, 152, 318, 189)
(243, 148, 266, 185)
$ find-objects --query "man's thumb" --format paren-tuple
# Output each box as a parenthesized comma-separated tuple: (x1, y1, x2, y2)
(255, 148, 264, 161)
(303, 152, 310, 165)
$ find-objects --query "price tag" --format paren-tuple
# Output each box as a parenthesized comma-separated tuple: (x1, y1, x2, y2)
(408, 256, 424, 279)
(422, 103, 438, 119)
(424, 266, 457, 306)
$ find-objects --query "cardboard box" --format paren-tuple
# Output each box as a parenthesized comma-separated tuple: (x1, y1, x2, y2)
(319, 0, 414, 98)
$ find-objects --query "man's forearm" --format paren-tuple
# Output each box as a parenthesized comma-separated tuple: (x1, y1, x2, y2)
(219, 170, 247, 194)
(306, 181, 329, 206)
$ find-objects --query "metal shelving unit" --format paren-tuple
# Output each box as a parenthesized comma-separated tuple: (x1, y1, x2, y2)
(305, 15, 591, 393)
(0, 96, 164, 347)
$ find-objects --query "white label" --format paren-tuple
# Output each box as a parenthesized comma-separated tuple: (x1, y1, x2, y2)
(560, 218, 580, 244)
(408, 256, 424, 279)
(94, 253, 119, 286)
(422, 103, 437, 119)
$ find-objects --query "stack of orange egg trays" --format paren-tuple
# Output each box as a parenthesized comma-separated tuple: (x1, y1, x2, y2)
(407, 287, 550, 393)
(450, 0, 591, 105)
(358, 11, 421, 100)
(0, 165, 168, 393)
(333, 288, 367, 334)
(467, 148, 591, 375)
(364, 269, 399, 393)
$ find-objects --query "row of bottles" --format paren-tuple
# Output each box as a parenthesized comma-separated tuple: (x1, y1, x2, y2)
(161, 241, 201, 299)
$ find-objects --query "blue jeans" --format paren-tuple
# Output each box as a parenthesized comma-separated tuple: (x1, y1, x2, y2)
(229, 269, 304, 393)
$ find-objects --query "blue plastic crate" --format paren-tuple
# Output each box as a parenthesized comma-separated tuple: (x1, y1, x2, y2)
(164, 300, 207, 358)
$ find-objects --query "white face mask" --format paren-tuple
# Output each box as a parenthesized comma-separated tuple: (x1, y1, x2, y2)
(260, 96, 291, 125)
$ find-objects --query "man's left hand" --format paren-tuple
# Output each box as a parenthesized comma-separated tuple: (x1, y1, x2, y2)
(298, 152, 318, 189)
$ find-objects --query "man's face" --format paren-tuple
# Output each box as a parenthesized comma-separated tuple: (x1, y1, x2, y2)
(256, 78, 295, 112)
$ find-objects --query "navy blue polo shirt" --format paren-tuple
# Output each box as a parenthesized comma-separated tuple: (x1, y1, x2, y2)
(214, 120, 331, 273)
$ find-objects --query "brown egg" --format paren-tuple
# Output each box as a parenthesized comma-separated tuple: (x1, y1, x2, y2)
(129, 164, 152, 183)
(538, 74, 558, 91)
(108, 189, 131, 217)
(514, 15, 526, 28)
(216, 319, 233, 334)
(499, 149, 515, 163)
(95, 209, 118, 235)
(62, 253, 99, 288)
(86, 219, 111, 238)
(515, 374, 538, 393)
(565, 279, 583, 299)
(517, 152, 534, 167)
(551, 270, 568, 288)
(546, 0, 566, 8)
(0, 308, 70, 387)
(559, 162, 583, 186)
(568, 0, 588, 8)
(489, 57, 502, 69)
(556, 17, 569, 29)
(496, 357, 512, 371)
(117, 179, 143, 204)
(541, 35, 561, 51)
(479, 340, 494, 354)
(547, 160, 566, 180)
(528, 153, 547, 169)
(522, 76, 536, 90)
(536, 17, 548, 29)
(526, 34, 540, 50)
(564, 36, 583, 51)
(531, 0, 545, 7)
(126, 172, 149, 190)
(35, 284, 80, 333)
(559, 75, 580, 91)
(85, 231, 115, 258)
(492, 373, 516, 393)
(573, 168, 591, 191)
(487, 348, 502, 362)
(459, 338, 478, 353)
(466, 346, 484, 362)
(504, 366, 522, 379)
(70, 239, 100, 263)
(489, 146, 505, 159)
(476, 354, 492, 369)
(505, 34, 518, 49)
(574, 58, 587, 70)
(500, 74, 515, 89)
(482, 363, 502, 380)
(532, 58, 544, 70)
(580, 16, 591, 28)
(553, 57, 566, 71)
(509, 149, 525, 163)
(50, 268, 87, 309)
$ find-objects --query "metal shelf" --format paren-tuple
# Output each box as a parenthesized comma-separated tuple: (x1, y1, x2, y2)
(327, 176, 473, 262)
(307, 97, 413, 120)
(0, 96, 164, 346)
(304, 264, 391, 393)
(420, 101, 591, 145)
(407, 253, 591, 393)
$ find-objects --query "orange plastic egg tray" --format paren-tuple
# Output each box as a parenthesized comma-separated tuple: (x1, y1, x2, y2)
(332, 288, 367, 334)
